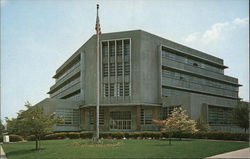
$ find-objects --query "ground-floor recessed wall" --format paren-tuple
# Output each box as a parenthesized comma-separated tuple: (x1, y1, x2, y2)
(80, 105, 161, 131)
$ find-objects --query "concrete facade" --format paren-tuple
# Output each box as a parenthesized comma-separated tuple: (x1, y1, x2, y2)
(35, 30, 243, 132)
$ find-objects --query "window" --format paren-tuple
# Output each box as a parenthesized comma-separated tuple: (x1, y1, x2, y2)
(161, 68, 238, 92)
(104, 83, 109, 97)
(110, 63, 115, 76)
(208, 106, 233, 125)
(51, 77, 80, 98)
(110, 83, 115, 97)
(110, 111, 132, 130)
(193, 63, 198, 67)
(89, 109, 94, 125)
(140, 109, 144, 124)
(66, 93, 80, 101)
(73, 109, 80, 125)
(101, 39, 132, 99)
(109, 41, 115, 57)
(124, 62, 130, 75)
(119, 83, 123, 96)
(56, 60, 80, 81)
(141, 109, 153, 125)
(117, 63, 123, 76)
(162, 70, 171, 77)
(103, 64, 108, 77)
(62, 90, 81, 101)
(57, 109, 79, 125)
(99, 109, 104, 125)
(124, 40, 130, 56)
(162, 48, 223, 74)
(124, 82, 130, 96)
(162, 106, 181, 119)
(116, 40, 122, 56)
(102, 42, 108, 56)
(145, 109, 153, 124)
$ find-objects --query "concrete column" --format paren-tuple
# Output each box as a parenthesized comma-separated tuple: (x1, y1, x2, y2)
(104, 107, 110, 131)
(93, 108, 96, 131)
(136, 105, 141, 131)
(152, 107, 160, 120)
(80, 109, 85, 130)
(201, 103, 208, 123)
(122, 40, 125, 100)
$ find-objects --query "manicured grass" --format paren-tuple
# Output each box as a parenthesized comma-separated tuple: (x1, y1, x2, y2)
(3, 139, 248, 159)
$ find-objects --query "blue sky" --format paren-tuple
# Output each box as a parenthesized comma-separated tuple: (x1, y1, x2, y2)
(1, 0, 249, 120)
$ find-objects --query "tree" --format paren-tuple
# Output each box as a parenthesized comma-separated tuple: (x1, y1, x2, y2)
(0, 120, 5, 134)
(195, 115, 209, 132)
(6, 102, 61, 150)
(233, 101, 249, 133)
(153, 107, 197, 145)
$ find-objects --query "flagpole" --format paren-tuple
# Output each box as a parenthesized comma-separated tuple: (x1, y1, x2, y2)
(96, 4, 100, 140)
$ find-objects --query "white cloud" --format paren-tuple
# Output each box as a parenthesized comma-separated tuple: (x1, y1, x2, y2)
(202, 22, 230, 43)
(183, 17, 249, 44)
(233, 17, 249, 25)
(183, 32, 199, 43)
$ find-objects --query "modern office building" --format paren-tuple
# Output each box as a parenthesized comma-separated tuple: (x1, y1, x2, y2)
(35, 30, 243, 132)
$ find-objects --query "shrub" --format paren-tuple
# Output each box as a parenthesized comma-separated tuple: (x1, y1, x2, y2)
(127, 132, 142, 139)
(0, 135, 2, 142)
(140, 132, 161, 139)
(44, 132, 67, 140)
(80, 132, 93, 139)
(9, 134, 24, 142)
(100, 132, 112, 139)
(162, 131, 249, 141)
(66, 132, 80, 139)
(31, 130, 249, 142)
(26, 135, 36, 141)
(113, 132, 124, 139)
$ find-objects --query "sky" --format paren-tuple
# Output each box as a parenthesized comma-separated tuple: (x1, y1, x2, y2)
(1, 0, 249, 120)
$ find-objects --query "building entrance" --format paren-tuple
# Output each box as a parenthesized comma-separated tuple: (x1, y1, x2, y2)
(110, 111, 132, 130)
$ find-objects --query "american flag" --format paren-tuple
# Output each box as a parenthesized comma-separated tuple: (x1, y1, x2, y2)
(95, 4, 101, 35)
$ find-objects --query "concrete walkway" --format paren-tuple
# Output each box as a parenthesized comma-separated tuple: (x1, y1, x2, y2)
(0, 144, 7, 159)
(206, 147, 250, 158)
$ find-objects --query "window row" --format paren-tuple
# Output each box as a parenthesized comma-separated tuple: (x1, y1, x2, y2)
(103, 83, 130, 97)
(162, 49, 223, 74)
(103, 62, 130, 77)
(51, 77, 80, 97)
(102, 39, 130, 57)
(64, 93, 81, 101)
(208, 106, 233, 125)
(56, 60, 80, 82)
(162, 69, 238, 92)
(56, 109, 79, 125)
(162, 88, 187, 97)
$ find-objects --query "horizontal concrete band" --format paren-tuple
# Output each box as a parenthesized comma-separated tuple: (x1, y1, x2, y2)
(81, 103, 162, 108)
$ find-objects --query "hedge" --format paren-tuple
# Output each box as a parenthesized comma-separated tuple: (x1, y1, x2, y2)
(0, 134, 24, 142)
(79, 132, 93, 139)
(24, 131, 249, 141)
(162, 131, 249, 141)
(44, 132, 68, 140)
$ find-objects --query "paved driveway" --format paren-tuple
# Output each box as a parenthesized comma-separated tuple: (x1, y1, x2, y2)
(0, 144, 7, 159)
(206, 147, 250, 158)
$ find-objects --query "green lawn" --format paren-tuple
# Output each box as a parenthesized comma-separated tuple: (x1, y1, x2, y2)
(3, 139, 248, 159)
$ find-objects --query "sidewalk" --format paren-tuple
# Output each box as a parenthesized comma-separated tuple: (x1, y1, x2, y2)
(206, 147, 250, 158)
(0, 144, 7, 159)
